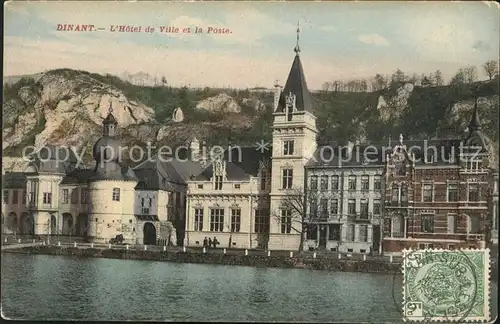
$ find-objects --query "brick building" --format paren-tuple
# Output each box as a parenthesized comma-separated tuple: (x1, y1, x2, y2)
(382, 101, 493, 254)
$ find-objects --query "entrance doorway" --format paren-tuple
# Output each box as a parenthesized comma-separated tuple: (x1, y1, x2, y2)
(318, 225, 327, 249)
(373, 225, 381, 254)
(143, 222, 157, 245)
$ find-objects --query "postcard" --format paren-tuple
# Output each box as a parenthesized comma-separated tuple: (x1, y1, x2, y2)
(2, 1, 499, 322)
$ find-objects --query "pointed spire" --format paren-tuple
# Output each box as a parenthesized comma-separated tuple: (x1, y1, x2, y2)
(275, 22, 312, 113)
(294, 21, 301, 54)
(468, 97, 481, 131)
(108, 99, 113, 114)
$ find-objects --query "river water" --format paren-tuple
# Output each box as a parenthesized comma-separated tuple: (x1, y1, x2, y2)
(1, 254, 497, 322)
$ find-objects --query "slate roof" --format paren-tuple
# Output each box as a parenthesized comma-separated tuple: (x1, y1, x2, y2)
(26, 144, 80, 174)
(89, 162, 138, 182)
(306, 139, 470, 168)
(275, 53, 313, 113)
(133, 147, 205, 190)
(60, 169, 95, 185)
(194, 146, 271, 181)
(2, 172, 27, 189)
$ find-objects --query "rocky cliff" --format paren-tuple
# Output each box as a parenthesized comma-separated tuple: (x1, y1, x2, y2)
(2, 69, 499, 171)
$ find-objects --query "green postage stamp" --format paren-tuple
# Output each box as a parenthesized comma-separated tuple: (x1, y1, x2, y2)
(402, 248, 490, 322)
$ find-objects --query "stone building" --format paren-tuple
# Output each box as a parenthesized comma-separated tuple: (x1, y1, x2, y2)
(1, 103, 195, 245)
(184, 147, 271, 249)
(382, 101, 493, 254)
(304, 144, 385, 253)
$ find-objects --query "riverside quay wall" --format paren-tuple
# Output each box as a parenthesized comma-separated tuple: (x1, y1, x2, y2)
(3, 245, 402, 274)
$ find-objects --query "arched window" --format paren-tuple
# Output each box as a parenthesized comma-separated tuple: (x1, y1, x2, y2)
(401, 183, 408, 202)
(112, 188, 120, 201)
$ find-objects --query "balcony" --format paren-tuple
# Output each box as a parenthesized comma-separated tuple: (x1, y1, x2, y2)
(309, 213, 329, 222)
(386, 200, 409, 207)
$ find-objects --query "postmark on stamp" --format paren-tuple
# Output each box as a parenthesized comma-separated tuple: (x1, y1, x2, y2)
(402, 248, 490, 322)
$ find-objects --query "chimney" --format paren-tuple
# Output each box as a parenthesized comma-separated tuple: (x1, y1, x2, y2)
(190, 137, 200, 161)
(273, 80, 282, 112)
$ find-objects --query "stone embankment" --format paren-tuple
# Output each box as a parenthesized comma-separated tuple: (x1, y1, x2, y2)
(3, 244, 402, 274)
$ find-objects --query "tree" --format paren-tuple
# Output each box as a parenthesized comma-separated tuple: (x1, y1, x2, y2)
(463, 66, 478, 83)
(483, 60, 498, 80)
(321, 82, 330, 92)
(372, 74, 387, 91)
(271, 187, 321, 252)
(161, 76, 168, 86)
(391, 69, 406, 84)
(450, 68, 466, 85)
(434, 69, 444, 86)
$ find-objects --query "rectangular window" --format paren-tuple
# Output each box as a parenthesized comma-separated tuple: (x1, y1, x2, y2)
(141, 197, 145, 207)
(421, 214, 434, 233)
(260, 170, 267, 190)
(309, 199, 318, 217)
(234, 184, 240, 189)
(210, 208, 224, 232)
(423, 184, 433, 202)
(112, 188, 120, 201)
(331, 175, 339, 190)
(331, 199, 338, 215)
(283, 140, 294, 155)
(320, 198, 328, 217)
(21, 190, 26, 205)
(194, 208, 203, 231)
(447, 214, 457, 234)
(71, 189, 79, 204)
(280, 209, 292, 234)
(401, 185, 408, 202)
(348, 176, 357, 190)
(43, 192, 52, 204)
(149, 197, 153, 207)
(468, 184, 480, 201)
(231, 208, 241, 232)
(12, 190, 18, 204)
(361, 175, 369, 191)
(328, 224, 341, 240)
(62, 189, 69, 204)
(197, 184, 204, 189)
(214, 175, 223, 190)
(310, 176, 318, 190)
(306, 224, 317, 240)
(82, 189, 89, 204)
(359, 225, 368, 242)
(374, 175, 382, 190)
(282, 169, 293, 189)
(254, 209, 270, 233)
(320, 175, 328, 191)
(2, 190, 9, 204)
(447, 183, 458, 202)
(80, 188, 86, 205)
(347, 224, 355, 242)
(360, 199, 369, 218)
(392, 184, 399, 202)
(373, 199, 381, 215)
(348, 199, 356, 215)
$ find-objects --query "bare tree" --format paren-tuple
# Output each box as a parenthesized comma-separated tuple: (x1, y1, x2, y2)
(434, 69, 444, 86)
(161, 76, 168, 86)
(372, 73, 387, 91)
(321, 82, 330, 92)
(271, 187, 320, 252)
(463, 66, 478, 83)
(483, 60, 499, 80)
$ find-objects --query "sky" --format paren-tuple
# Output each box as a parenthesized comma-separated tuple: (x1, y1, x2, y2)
(3, 1, 499, 90)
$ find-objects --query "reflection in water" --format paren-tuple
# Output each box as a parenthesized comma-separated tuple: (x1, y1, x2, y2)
(1, 254, 497, 322)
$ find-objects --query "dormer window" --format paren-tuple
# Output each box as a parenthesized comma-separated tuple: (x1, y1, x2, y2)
(285, 92, 296, 121)
(214, 175, 223, 190)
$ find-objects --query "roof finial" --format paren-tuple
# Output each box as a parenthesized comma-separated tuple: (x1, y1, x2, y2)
(108, 99, 113, 114)
(294, 20, 301, 54)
